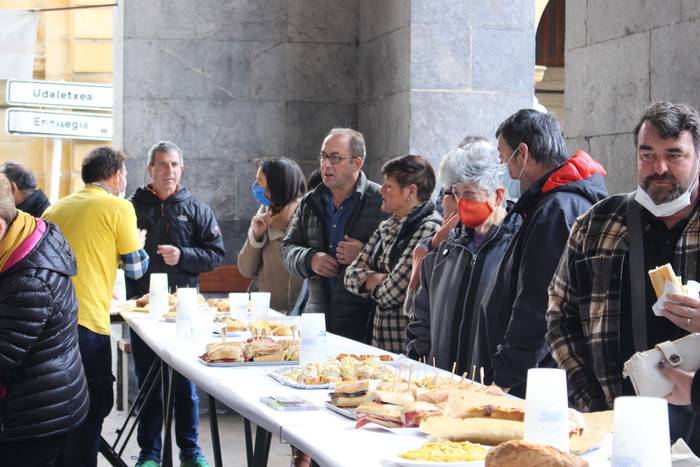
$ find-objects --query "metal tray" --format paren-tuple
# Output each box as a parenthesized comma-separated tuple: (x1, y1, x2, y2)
(197, 357, 298, 367)
(267, 369, 332, 389)
(324, 401, 356, 419)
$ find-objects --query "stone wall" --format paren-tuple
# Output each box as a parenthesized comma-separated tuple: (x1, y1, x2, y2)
(114, 0, 358, 260)
(565, 0, 700, 195)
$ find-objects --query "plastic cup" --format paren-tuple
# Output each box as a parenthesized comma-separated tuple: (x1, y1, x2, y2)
(300, 313, 327, 364)
(113, 268, 126, 302)
(612, 396, 671, 467)
(175, 287, 197, 340)
(149, 273, 169, 318)
(524, 368, 570, 452)
(228, 292, 249, 321)
(250, 292, 271, 320)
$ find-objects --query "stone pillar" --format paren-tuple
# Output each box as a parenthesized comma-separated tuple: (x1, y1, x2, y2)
(114, 0, 358, 260)
(358, 0, 535, 177)
(565, 1, 700, 195)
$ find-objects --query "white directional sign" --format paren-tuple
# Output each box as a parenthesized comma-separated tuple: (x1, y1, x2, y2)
(6, 79, 112, 110)
(5, 108, 113, 140)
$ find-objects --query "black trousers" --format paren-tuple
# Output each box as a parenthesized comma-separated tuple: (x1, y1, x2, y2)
(0, 434, 67, 467)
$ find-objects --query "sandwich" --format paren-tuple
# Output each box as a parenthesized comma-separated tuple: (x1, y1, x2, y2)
(224, 316, 247, 332)
(329, 380, 372, 407)
(649, 263, 685, 298)
(400, 401, 443, 427)
(355, 402, 403, 428)
(370, 389, 415, 406)
(245, 338, 283, 362)
(201, 342, 245, 363)
(420, 416, 524, 445)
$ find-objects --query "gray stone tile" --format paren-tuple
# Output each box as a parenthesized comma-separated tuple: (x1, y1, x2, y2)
(180, 158, 243, 223)
(565, 0, 588, 50)
(408, 90, 533, 162)
(411, 0, 534, 30)
(152, 40, 252, 100)
(587, 133, 637, 196)
(121, 98, 163, 162)
(251, 42, 287, 101)
(410, 22, 470, 89)
(683, 0, 700, 20)
(358, 92, 410, 163)
(359, 27, 409, 101)
(650, 21, 700, 106)
(155, 99, 286, 160)
(288, 0, 358, 44)
(285, 43, 358, 103)
(220, 219, 252, 262)
(236, 158, 265, 221)
(587, 0, 682, 44)
(123, 0, 287, 42)
(564, 33, 650, 137)
(122, 39, 162, 99)
(471, 29, 535, 93)
(285, 102, 357, 160)
(359, 0, 409, 42)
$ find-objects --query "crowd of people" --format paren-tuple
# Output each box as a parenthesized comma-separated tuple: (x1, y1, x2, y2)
(2, 101, 700, 466)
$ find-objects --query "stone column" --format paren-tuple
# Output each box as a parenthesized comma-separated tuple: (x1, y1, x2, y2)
(358, 0, 535, 177)
(114, 0, 358, 260)
(565, 1, 700, 195)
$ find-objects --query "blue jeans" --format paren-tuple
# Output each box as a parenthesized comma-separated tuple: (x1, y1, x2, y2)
(131, 329, 202, 463)
(62, 326, 114, 467)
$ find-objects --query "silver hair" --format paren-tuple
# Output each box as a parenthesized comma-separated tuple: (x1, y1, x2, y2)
(326, 128, 366, 159)
(147, 140, 183, 166)
(438, 141, 503, 194)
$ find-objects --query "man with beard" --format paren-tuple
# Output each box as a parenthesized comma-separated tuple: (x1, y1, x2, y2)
(547, 102, 700, 446)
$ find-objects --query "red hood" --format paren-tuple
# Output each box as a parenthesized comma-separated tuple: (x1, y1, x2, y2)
(542, 151, 607, 193)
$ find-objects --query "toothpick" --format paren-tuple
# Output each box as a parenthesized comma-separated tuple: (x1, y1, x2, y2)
(407, 364, 415, 389)
(471, 365, 476, 384)
(460, 371, 467, 386)
(480, 367, 484, 386)
(451, 361, 457, 377)
(432, 357, 437, 383)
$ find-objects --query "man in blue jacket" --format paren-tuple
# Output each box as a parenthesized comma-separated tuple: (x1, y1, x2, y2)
(126, 141, 225, 467)
(480, 109, 608, 397)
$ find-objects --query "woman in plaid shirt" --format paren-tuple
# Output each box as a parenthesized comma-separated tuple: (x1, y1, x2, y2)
(344, 155, 442, 353)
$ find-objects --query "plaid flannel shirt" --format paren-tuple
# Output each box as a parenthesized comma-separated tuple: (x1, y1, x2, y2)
(345, 207, 440, 353)
(546, 194, 700, 411)
(120, 248, 149, 280)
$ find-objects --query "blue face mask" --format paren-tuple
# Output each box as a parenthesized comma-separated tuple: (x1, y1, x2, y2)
(252, 182, 272, 206)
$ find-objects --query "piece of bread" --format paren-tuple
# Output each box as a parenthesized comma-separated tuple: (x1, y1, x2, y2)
(420, 416, 524, 445)
(485, 440, 588, 467)
(371, 390, 415, 406)
(252, 351, 286, 362)
(330, 393, 372, 408)
(203, 342, 244, 362)
(335, 380, 370, 394)
(648, 263, 684, 298)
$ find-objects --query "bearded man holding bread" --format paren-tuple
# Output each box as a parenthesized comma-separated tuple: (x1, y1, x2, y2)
(547, 102, 700, 446)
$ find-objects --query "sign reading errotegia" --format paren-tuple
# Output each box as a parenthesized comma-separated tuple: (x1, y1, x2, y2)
(6, 79, 112, 110)
(6, 108, 112, 140)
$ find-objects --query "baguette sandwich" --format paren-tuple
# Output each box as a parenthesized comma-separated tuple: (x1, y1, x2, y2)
(649, 263, 685, 298)
(400, 401, 443, 427)
(201, 342, 245, 363)
(355, 401, 403, 428)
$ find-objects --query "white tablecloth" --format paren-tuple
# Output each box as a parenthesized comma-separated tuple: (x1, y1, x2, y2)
(122, 311, 612, 467)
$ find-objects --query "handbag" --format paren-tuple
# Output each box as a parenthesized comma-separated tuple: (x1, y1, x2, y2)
(623, 333, 700, 398)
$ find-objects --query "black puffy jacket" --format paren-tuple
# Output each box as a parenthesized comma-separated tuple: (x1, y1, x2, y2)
(0, 221, 89, 442)
(406, 212, 520, 375)
(126, 186, 226, 297)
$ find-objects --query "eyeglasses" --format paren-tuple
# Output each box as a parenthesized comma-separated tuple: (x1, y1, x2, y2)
(451, 183, 483, 200)
(320, 152, 356, 165)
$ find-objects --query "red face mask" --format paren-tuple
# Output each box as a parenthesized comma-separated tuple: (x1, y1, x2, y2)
(458, 198, 493, 228)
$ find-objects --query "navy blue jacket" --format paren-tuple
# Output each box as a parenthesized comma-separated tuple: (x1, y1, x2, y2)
(126, 186, 226, 297)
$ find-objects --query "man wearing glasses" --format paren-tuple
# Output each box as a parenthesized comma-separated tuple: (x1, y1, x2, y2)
(282, 128, 386, 342)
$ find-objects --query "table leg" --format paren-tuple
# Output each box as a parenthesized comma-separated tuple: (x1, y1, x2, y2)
(253, 425, 272, 467)
(162, 363, 175, 467)
(116, 336, 124, 411)
(208, 395, 223, 467)
(244, 419, 254, 467)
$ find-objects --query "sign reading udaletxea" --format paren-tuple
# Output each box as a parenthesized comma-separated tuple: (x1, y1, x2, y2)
(6, 79, 112, 111)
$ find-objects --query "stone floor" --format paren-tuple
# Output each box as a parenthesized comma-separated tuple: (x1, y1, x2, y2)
(99, 408, 292, 467)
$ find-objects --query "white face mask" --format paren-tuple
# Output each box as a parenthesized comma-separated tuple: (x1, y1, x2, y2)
(634, 169, 698, 218)
(504, 147, 525, 198)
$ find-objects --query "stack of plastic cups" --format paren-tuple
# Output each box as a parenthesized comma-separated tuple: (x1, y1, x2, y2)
(149, 273, 169, 319)
(175, 287, 197, 340)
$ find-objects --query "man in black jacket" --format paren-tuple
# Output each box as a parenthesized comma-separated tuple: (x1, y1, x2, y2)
(126, 141, 225, 467)
(0, 161, 51, 217)
(282, 128, 387, 342)
(0, 174, 89, 466)
(480, 109, 608, 398)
